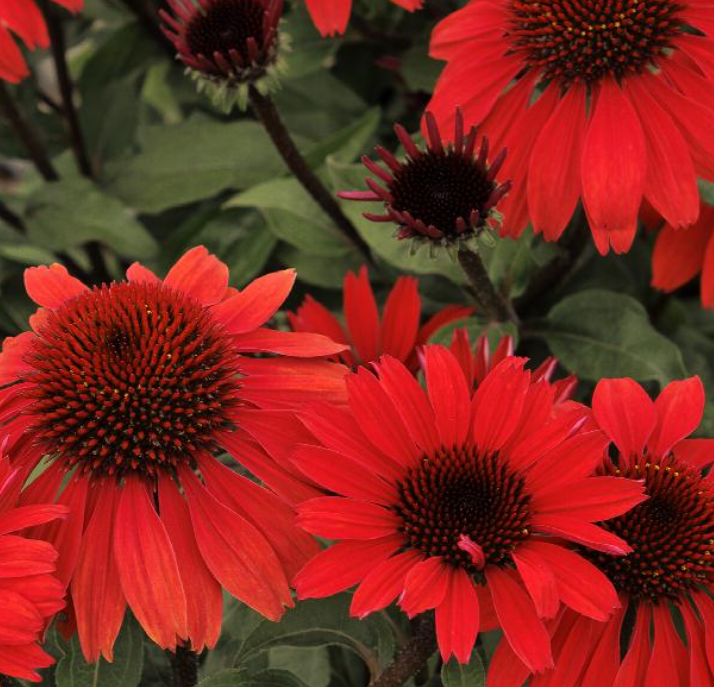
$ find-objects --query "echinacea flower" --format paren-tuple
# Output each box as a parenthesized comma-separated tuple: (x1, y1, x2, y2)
(0, 0, 82, 83)
(427, 0, 714, 254)
(0, 246, 348, 662)
(303, 0, 422, 38)
(488, 376, 714, 687)
(288, 266, 473, 370)
(0, 451, 66, 682)
(652, 202, 714, 311)
(292, 347, 647, 668)
(339, 110, 511, 248)
(160, 0, 284, 108)
(448, 328, 576, 402)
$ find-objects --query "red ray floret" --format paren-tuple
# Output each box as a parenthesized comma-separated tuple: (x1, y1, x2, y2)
(288, 265, 473, 370)
(0, 246, 349, 662)
(0, 0, 82, 83)
(427, 0, 714, 254)
(302, 0, 422, 38)
(292, 346, 646, 668)
(488, 375, 714, 687)
(0, 450, 67, 682)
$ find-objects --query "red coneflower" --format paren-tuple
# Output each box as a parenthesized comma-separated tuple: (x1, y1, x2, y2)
(292, 347, 647, 668)
(0, 0, 81, 83)
(160, 0, 284, 108)
(288, 266, 472, 370)
(652, 202, 714, 311)
(0, 246, 348, 662)
(0, 451, 66, 682)
(303, 0, 422, 38)
(488, 376, 714, 687)
(448, 328, 576, 402)
(427, 0, 714, 254)
(339, 110, 512, 246)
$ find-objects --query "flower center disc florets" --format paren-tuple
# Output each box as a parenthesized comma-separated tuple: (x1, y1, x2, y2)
(186, 0, 268, 67)
(24, 281, 240, 480)
(508, 0, 685, 84)
(389, 151, 496, 237)
(588, 454, 714, 601)
(395, 447, 531, 575)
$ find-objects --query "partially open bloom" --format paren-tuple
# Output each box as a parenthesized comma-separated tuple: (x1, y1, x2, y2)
(339, 110, 511, 248)
(293, 347, 646, 668)
(0, 452, 66, 681)
(0, 0, 82, 83)
(303, 0, 422, 38)
(428, 0, 714, 254)
(489, 376, 714, 687)
(0, 247, 348, 662)
(448, 328, 576, 401)
(288, 266, 472, 370)
(652, 203, 714, 311)
(160, 0, 284, 108)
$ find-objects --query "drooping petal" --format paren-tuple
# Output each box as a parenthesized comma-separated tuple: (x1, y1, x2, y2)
(613, 604, 652, 687)
(531, 515, 631, 555)
(296, 497, 401, 540)
(645, 603, 687, 687)
(435, 567, 480, 664)
(399, 556, 451, 617)
(652, 216, 710, 292)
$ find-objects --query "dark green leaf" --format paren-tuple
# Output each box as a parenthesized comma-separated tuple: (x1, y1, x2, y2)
(441, 651, 486, 687)
(197, 669, 310, 687)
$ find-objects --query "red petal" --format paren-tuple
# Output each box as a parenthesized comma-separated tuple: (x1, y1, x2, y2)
(126, 262, 160, 283)
(0, 332, 34, 386)
(0, 26, 28, 83)
(158, 476, 222, 652)
(72, 487, 126, 662)
(624, 77, 699, 228)
(293, 535, 403, 599)
(181, 468, 291, 621)
(673, 438, 714, 470)
(296, 497, 400, 540)
(645, 604, 687, 687)
(649, 377, 705, 457)
(579, 608, 625, 687)
(434, 567, 480, 663)
(0, 504, 66, 535)
(380, 277, 420, 362)
(581, 80, 646, 255)
(528, 83, 586, 240)
(592, 378, 657, 457)
(211, 269, 296, 334)
(652, 215, 711, 291)
(614, 604, 651, 687)
(232, 328, 347, 357)
(0, 641, 53, 682)
(485, 567, 552, 672)
(511, 547, 559, 619)
(423, 345, 472, 448)
(303, 0, 351, 36)
(531, 515, 631, 555)
(681, 601, 714, 687)
(350, 550, 422, 618)
(164, 246, 228, 307)
(24, 264, 88, 309)
(114, 478, 187, 649)
(399, 556, 451, 617)
(344, 267, 380, 364)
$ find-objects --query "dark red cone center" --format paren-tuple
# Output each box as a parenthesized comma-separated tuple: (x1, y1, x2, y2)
(24, 281, 241, 480)
(395, 447, 531, 574)
(587, 454, 714, 601)
(508, 0, 684, 84)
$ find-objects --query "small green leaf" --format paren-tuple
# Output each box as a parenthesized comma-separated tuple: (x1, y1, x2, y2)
(55, 615, 143, 687)
(197, 669, 310, 687)
(235, 596, 394, 680)
(441, 651, 486, 687)
(25, 178, 158, 259)
(542, 289, 687, 385)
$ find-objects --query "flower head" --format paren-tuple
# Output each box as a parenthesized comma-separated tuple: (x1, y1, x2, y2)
(339, 110, 511, 249)
(160, 0, 284, 109)
(427, 0, 714, 254)
(488, 376, 714, 686)
(0, 246, 348, 662)
(0, 451, 67, 682)
(288, 266, 473, 370)
(0, 0, 82, 83)
(292, 347, 646, 668)
(652, 202, 714, 311)
(303, 0, 422, 38)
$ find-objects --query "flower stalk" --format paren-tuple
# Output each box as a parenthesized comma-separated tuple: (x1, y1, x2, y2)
(170, 645, 199, 687)
(457, 246, 518, 324)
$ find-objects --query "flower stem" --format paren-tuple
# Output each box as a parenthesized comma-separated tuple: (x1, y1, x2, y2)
(368, 614, 437, 687)
(0, 83, 59, 182)
(248, 87, 374, 266)
(457, 246, 519, 324)
(170, 645, 198, 687)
